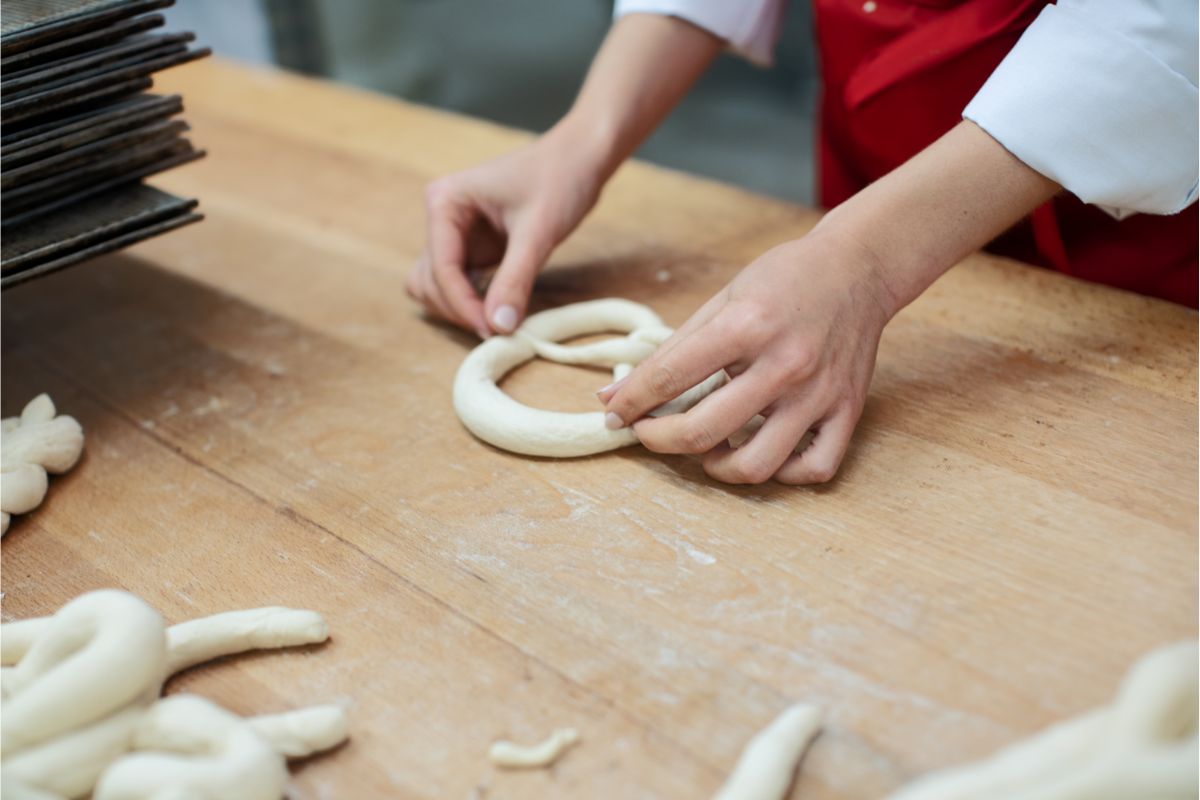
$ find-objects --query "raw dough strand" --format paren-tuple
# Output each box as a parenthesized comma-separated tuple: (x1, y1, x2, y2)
(712, 704, 822, 800)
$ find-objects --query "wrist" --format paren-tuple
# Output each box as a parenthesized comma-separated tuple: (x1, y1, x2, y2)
(547, 108, 625, 190)
(807, 213, 910, 322)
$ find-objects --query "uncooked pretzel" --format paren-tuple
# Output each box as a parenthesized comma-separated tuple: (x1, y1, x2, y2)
(886, 640, 1198, 799)
(453, 299, 726, 457)
(0, 590, 348, 799)
(1, 394, 84, 535)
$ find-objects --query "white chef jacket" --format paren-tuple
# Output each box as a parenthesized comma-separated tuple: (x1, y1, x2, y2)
(614, 0, 1199, 218)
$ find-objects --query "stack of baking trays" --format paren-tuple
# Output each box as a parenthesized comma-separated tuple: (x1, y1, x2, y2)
(1, 0, 210, 289)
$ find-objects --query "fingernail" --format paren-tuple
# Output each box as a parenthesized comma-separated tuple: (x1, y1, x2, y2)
(596, 375, 628, 397)
(492, 305, 518, 333)
(604, 412, 625, 430)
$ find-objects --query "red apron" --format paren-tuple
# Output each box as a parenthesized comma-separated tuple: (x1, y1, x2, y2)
(814, 0, 1199, 307)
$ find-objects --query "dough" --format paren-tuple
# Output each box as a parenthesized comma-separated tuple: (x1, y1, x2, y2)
(453, 299, 726, 457)
(1, 394, 84, 535)
(489, 727, 580, 769)
(712, 704, 822, 800)
(0, 590, 348, 799)
(887, 641, 1199, 799)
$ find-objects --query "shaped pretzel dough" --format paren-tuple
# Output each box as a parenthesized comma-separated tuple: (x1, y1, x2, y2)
(1, 394, 84, 535)
(0, 590, 348, 799)
(887, 641, 1199, 799)
(453, 299, 726, 457)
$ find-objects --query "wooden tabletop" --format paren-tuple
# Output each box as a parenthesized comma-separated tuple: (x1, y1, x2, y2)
(2, 59, 1196, 799)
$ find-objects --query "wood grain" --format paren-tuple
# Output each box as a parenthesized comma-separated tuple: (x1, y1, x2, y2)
(2, 59, 1196, 799)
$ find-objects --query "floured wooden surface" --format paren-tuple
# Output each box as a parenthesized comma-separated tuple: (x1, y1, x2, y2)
(1, 59, 1196, 799)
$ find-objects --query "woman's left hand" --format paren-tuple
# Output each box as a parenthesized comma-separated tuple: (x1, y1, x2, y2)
(598, 228, 897, 485)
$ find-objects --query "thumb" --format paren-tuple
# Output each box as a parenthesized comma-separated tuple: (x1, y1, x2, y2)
(484, 224, 552, 334)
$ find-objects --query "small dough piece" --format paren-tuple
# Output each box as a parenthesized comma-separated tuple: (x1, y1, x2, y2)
(489, 727, 580, 769)
(1, 394, 84, 536)
(713, 704, 822, 800)
(454, 299, 726, 457)
(887, 641, 1199, 799)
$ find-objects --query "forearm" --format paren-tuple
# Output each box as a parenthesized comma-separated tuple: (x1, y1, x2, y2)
(816, 120, 1061, 316)
(554, 13, 723, 185)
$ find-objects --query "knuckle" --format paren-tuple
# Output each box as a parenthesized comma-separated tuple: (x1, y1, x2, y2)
(424, 178, 456, 211)
(787, 344, 820, 379)
(724, 305, 771, 348)
(680, 421, 719, 454)
(729, 455, 775, 484)
(648, 362, 683, 399)
(806, 460, 839, 485)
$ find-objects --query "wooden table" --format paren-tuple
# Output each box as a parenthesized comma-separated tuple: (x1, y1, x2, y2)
(2, 59, 1196, 799)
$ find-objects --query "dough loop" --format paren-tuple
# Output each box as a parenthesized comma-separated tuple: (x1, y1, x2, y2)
(453, 299, 726, 457)
(1, 590, 348, 799)
(1, 394, 84, 535)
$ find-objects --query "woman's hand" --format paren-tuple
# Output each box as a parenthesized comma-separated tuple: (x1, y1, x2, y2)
(406, 125, 604, 338)
(598, 121, 1060, 485)
(408, 14, 722, 338)
(598, 229, 896, 485)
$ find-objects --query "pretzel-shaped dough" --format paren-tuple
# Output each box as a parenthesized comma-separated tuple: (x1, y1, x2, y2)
(453, 299, 726, 457)
(1, 394, 84, 535)
(1, 590, 348, 799)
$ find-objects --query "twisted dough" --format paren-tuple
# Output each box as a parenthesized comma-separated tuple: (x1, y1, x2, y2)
(453, 299, 726, 457)
(887, 641, 1198, 799)
(1, 590, 348, 799)
(1, 394, 84, 535)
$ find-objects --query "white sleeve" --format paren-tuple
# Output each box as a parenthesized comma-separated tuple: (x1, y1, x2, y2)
(613, 0, 785, 67)
(963, 0, 1198, 218)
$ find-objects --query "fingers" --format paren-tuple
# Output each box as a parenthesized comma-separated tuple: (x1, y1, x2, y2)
(699, 397, 821, 484)
(428, 203, 489, 337)
(483, 221, 552, 334)
(773, 406, 859, 485)
(632, 367, 772, 455)
(603, 319, 743, 428)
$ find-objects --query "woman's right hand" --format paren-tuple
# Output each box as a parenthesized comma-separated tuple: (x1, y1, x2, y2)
(406, 123, 606, 338)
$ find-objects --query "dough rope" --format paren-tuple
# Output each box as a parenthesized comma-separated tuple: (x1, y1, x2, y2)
(712, 704, 822, 800)
(886, 641, 1199, 799)
(0, 590, 349, 799)
(488, 727, 580, 769)
(1, 394, 84, 535)
(453, 299, 726, 457)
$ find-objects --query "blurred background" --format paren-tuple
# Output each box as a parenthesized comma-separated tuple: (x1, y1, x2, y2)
(164, 0, 819, 204)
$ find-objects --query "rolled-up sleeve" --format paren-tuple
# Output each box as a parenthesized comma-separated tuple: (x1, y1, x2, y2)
(964, 0, 1199, 218)
(613, 0, 785, 66)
